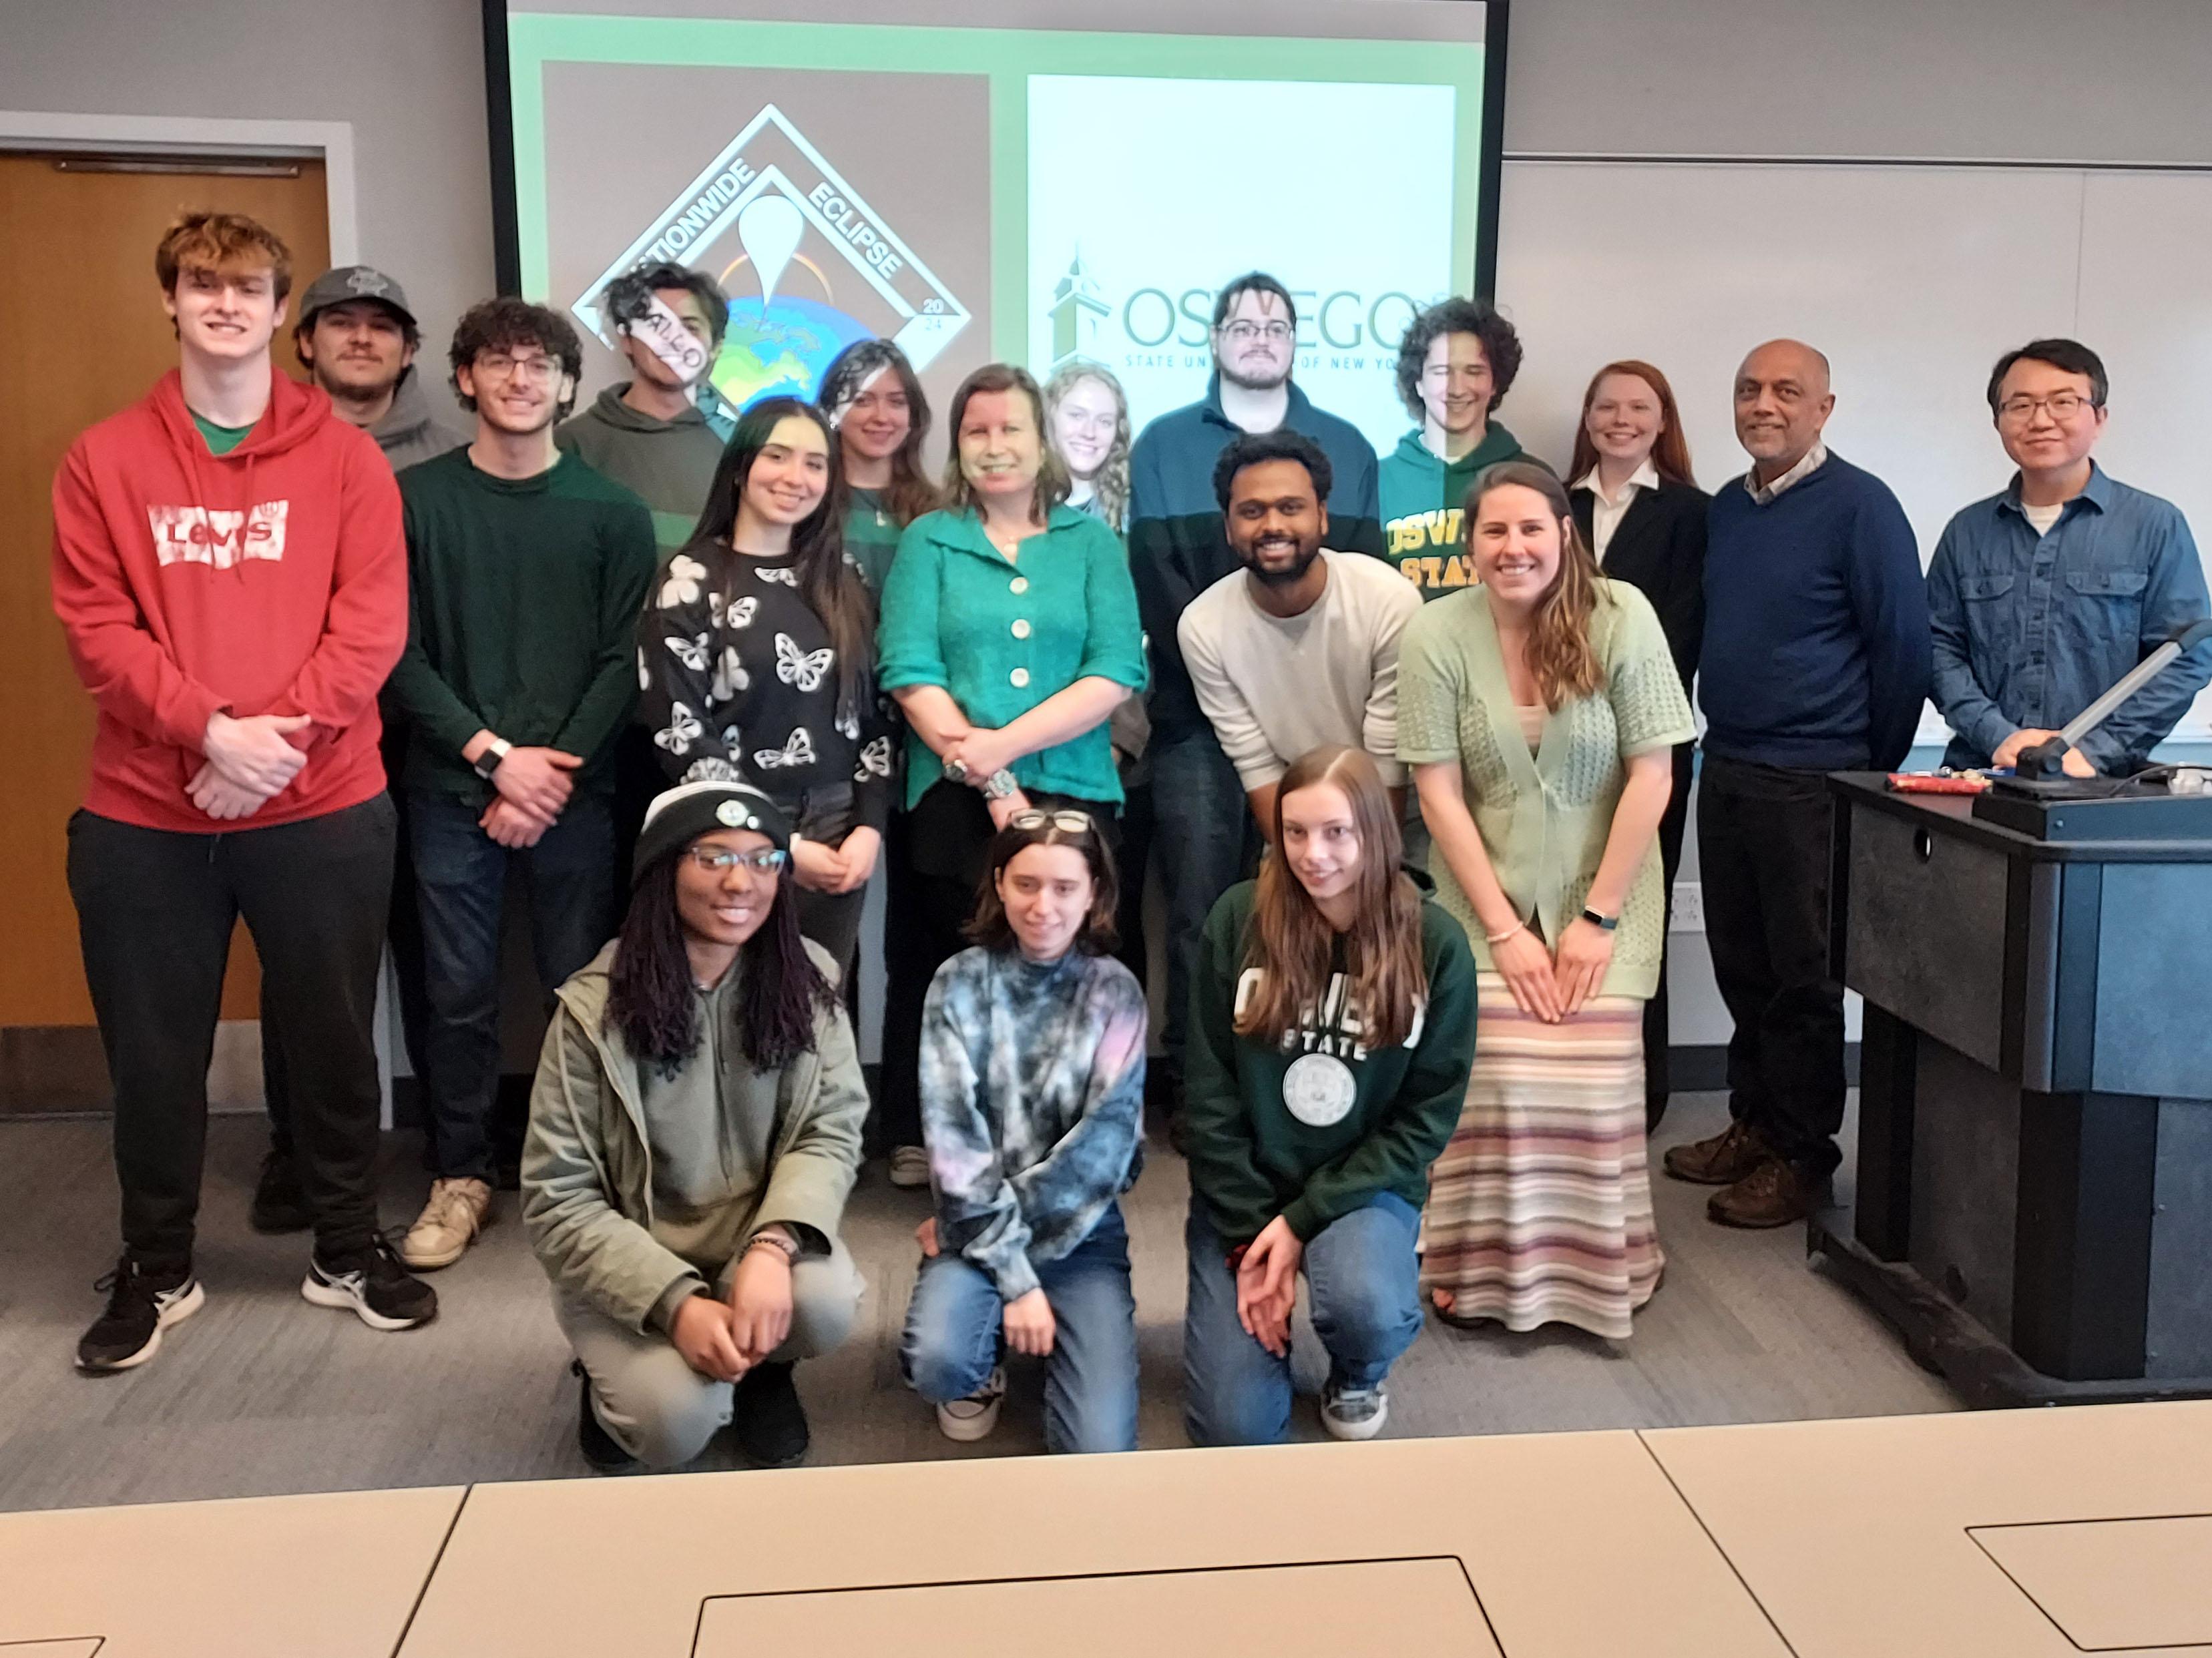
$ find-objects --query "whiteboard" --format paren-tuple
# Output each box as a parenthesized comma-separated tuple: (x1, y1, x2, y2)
(1494, 159, 2212, 744)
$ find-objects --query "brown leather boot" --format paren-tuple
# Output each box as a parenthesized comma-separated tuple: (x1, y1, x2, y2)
(1661, 1119, 1773, 1186)
(1707, 1158, 1823, 1229)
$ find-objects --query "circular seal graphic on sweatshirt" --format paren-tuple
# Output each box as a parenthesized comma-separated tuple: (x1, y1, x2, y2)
(1282, 1052, 1357, 1127)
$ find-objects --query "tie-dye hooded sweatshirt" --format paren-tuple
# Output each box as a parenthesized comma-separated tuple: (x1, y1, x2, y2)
(919, 946, 1148, 1302)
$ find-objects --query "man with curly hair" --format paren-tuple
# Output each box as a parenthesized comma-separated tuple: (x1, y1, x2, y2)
(1379, 297, 1545, 598)
(385, 297, 657, 1273)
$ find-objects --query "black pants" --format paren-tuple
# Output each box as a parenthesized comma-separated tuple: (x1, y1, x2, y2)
(67, 797, 397, 1267)
(1642, 742, 1695, 1129)
(875, 783, 1117, 1152)
(1696, 756, 1845, 1177)
(1112, 772, 1154, 993)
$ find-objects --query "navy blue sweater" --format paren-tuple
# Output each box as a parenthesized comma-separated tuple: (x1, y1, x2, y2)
(1128, 378, 1383, 741)
(1700, 454, 1932, 772)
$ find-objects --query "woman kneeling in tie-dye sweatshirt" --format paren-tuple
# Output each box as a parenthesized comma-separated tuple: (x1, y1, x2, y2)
(899, 809, 1148, 1453)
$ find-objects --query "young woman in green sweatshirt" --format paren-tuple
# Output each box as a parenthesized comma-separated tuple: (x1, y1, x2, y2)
(1182, 745, 1477, 1446)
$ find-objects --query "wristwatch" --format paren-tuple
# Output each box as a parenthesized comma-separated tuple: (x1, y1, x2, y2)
(471, 737, 512, 781)
(1580, 908, 1619, 932)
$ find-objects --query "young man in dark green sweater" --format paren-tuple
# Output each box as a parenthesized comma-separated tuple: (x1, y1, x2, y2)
(387, 298, 657, 1274)
(1377, 298, 1544, 597)
(1179, 751, 1476, 1445)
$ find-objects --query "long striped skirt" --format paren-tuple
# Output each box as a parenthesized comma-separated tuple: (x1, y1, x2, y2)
(1419, 975, 1663, 1340)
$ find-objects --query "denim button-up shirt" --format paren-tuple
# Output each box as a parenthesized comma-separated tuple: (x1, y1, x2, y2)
(1927, 465, 2211, 770)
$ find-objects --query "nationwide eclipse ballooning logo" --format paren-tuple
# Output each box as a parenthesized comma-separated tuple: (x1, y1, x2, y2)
(574, 104, 971, 417)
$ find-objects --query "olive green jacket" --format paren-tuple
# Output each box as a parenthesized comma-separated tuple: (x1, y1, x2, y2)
(520, 938, 867, 1334)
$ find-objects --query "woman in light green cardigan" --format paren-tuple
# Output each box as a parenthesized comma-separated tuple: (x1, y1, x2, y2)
(1397, 461, 1695, 1340)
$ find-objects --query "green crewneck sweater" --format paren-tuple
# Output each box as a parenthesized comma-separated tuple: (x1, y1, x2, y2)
(843, 488, 905, 594)
(387, 448, 657, 802)
(1377, 421, 1546, 597)
(1182, 874, 1478, 1246)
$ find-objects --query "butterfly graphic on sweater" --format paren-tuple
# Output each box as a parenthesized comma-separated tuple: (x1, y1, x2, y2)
(754, 728, 815, 771)
(775, 632, 835, 693)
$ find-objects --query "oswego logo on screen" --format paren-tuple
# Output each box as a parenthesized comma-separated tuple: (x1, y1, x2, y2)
(574, 105, 970, 414)
(148, 502, 289, 570)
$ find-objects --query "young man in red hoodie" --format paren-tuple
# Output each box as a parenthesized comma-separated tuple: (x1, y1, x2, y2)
(51, 211, 437, 1373)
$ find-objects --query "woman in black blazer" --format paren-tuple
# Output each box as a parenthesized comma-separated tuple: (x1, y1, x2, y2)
(1566, 359, 1709, 1132)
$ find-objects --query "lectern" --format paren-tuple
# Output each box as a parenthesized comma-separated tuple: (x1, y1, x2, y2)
(1814, 774, 2212, 1404)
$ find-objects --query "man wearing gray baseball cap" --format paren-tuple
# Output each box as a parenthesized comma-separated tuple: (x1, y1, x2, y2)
(294, 264, 466, 472)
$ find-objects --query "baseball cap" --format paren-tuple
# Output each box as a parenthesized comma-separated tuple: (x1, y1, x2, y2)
(297, 265, 418, 328)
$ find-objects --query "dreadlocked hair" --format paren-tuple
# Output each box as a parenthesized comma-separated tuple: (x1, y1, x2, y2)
(605, 853, 833, 1079)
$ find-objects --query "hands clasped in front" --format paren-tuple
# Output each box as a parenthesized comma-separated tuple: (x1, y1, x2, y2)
(670, 1243, 794, 1384)
(190, 709, 314, 820)
(478, 744, 583, 848)
(1490, 915, 1615, 1024)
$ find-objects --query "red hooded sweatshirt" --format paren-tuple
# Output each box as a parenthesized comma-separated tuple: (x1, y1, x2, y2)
(51, 368, 407, 832)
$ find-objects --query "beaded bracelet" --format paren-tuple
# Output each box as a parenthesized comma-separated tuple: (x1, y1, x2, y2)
(1485, 920, 1527, 946)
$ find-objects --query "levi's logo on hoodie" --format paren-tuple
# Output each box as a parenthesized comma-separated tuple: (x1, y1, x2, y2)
(147, 502, 290, 570)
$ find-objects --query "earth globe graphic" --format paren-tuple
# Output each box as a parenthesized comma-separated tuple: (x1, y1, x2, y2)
(710, 296, 875, 411)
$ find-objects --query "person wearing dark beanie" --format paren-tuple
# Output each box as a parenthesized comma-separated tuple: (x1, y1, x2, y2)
(521, 781, 866, 1472)
(1665, 340, 1930, 1231)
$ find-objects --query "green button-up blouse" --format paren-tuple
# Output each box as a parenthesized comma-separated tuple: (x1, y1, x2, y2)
(877, 504, 1148, 810)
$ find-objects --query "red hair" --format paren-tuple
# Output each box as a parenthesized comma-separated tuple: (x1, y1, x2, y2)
(1566, 359, 1695, 488)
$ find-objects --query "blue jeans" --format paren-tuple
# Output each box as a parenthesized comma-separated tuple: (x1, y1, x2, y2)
(409, 790, 616, 1181)
(1182, 1192, 1424, 1447)
(1150, 729, 1260, 1078)
(900, 1204, 1139, 1454)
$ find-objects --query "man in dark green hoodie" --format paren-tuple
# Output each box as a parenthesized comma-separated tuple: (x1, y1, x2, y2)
(556, 260, 730, 559)
(1377, 298, 1544, 597)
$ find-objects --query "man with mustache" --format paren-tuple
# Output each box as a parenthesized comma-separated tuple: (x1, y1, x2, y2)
(1665, 339, 1930, 1230)
(1178, 432, 1419, 838)
(1128, 273, 1384, 1136)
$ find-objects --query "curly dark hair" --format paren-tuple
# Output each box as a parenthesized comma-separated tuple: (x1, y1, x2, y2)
(1393, 297, 1523, 421)
(447, 296, 584, 415)
(606, 852, 834, 1078)
(1210, 429, 1333, 513)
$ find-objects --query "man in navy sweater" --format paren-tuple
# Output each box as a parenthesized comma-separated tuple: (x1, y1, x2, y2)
(1126, 272, 1383, 1126)
(1664, 339, 1930, 1229)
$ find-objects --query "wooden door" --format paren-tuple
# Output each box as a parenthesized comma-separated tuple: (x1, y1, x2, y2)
(0, 152, 328, 1107)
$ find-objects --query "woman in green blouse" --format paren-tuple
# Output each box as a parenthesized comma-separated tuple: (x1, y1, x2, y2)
(1397, 461, 1695, 1340)
(873, 362, 1148, 1180)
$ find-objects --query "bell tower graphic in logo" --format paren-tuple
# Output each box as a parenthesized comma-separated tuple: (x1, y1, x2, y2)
(574, 104, 971, 419)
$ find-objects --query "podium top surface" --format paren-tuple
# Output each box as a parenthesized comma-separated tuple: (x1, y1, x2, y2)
(1829, 772, 2212, 862)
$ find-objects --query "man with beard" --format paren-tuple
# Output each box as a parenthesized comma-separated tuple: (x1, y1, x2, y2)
(1178, 432, 1419, 838)
(294, 265, 467, 469)
(385, 298, 656, 1273)
(1129, 274, 1383, 1121)
(244, 266, 467, 1238)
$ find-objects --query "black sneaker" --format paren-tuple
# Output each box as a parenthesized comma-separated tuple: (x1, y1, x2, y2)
(249, 1148, 314, 1234)
(572, 1360, 636, 1472)
(732, 1360, 809, 1468)
(76, 1256, 204, 1373)
(300, 1233, 438, 1330)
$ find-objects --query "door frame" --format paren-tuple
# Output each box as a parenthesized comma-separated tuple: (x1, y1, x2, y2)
(0, 110, 389, 1123)
(0, 110, 357, 263)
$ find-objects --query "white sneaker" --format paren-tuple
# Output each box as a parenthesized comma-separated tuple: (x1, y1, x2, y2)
(1321, 1380, 1389, 1441)
(936, 1366, 1006, 1442)
(398, 1177, 493, 1270)
(887, 1146, 931, 1189)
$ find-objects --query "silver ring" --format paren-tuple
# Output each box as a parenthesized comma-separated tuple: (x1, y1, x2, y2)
(944, 759, 969, 783)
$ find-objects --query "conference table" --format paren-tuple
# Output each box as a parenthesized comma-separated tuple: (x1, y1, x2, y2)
(4, 1404, 2207, 1656)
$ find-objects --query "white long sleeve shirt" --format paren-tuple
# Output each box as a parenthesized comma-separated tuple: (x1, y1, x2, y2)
(1176, 549, 1423, 791)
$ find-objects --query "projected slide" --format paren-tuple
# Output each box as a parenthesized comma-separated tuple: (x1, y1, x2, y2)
(497, 1, 1497, 450)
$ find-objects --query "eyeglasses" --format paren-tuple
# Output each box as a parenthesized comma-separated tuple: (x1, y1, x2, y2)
(1997, 391, 2098, 423)
(1218, 321, 1293, 344)
(683, 846, 787, 874)
(1010, 809, 1095, 834)
(474, 352, 562, 383)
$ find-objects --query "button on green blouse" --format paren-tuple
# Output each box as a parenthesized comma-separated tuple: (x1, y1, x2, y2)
(877, 504, 1148, 809)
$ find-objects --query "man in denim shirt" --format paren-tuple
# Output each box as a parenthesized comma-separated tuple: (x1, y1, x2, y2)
(1928, 339, 2211, 774)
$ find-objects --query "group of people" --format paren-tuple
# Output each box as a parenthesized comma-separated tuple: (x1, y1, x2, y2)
(50, 211, 2210, 1474)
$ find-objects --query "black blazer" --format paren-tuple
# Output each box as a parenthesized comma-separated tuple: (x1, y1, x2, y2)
(1570, 477, 1709, 696)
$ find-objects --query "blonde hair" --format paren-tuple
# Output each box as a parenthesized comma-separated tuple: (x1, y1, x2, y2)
(1465, 461, 1608, 710)
(1042, 358, 1132, 532)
